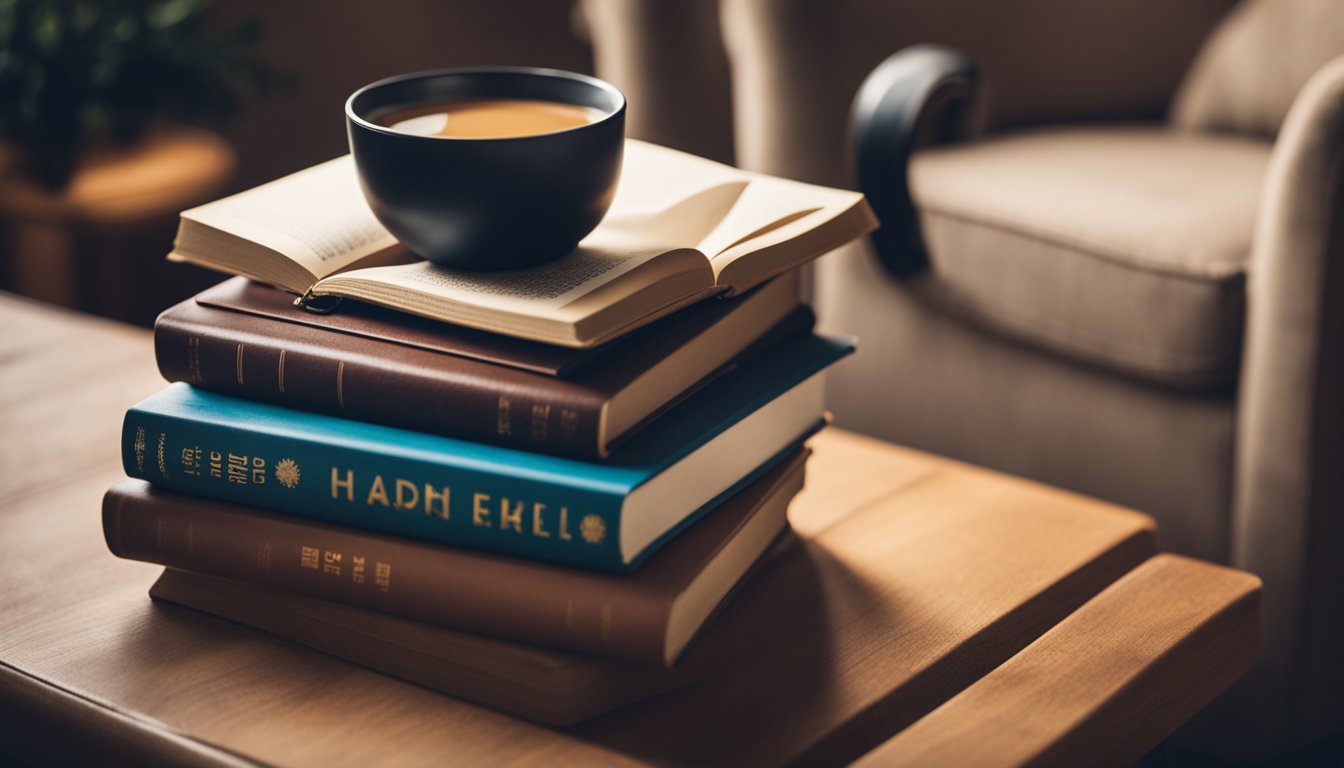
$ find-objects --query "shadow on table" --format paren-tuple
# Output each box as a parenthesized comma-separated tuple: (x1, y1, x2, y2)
(566, 533, 898, 766)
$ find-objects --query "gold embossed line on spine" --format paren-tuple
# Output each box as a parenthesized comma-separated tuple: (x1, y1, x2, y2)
(235, 343, 245, 387)
(277, 350, 286, 394)
(336, 360, 345, 409)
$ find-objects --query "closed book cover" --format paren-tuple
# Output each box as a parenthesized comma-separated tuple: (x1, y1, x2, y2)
(122, 332, 852, 570)
(147, 569, 721, 726)
(155, 274, 805, 459)
(106, 451, 805, 666)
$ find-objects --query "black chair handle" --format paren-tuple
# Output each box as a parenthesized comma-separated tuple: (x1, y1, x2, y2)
(852, 45, 979, 277)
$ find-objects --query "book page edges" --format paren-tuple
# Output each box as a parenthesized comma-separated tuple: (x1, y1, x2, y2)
(665, 458, 803, 665)
(713, 196, 878, 295)
(308, 253, 716, 348)
(168, 231, 317, 295)
(182, 204, 397, 282)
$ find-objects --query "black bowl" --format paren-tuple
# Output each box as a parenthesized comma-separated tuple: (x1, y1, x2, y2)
(346, 67, 625, 270)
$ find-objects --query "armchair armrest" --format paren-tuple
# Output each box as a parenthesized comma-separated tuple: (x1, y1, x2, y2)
(851, 45, 978, 277)
(1232, 53, 1344, 747)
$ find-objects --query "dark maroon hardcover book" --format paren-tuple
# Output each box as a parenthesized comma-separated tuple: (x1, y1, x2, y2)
(156, 274, 806, 459)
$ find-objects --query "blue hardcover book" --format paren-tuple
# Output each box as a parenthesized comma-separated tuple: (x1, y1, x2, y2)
(121, 333, 853, 571)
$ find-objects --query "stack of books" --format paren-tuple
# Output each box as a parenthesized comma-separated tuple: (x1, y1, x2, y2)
(102, 140, 874, 724)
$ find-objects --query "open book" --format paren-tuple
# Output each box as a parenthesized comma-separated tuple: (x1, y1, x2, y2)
(169, 140, 876, 347)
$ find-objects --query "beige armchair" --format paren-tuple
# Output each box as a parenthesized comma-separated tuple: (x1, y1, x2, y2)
(584, 0, 1344, 758)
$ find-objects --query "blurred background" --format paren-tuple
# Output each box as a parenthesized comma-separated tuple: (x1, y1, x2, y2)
(0, 0, 603, 325)
(4, 1, 1343, 763)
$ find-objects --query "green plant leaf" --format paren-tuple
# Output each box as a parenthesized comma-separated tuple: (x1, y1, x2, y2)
(0, 0, 284, 188)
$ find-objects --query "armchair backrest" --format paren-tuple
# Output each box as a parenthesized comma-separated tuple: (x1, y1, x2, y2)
(721, 0, 1234, 186)
(578, 0, 736, 165)
(1172, 0, 1344, 139)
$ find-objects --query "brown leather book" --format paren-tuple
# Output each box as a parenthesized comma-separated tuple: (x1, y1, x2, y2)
(156, 273, 803, 459)
(106, 450, 806, 668)
(147, 569, 720, 726)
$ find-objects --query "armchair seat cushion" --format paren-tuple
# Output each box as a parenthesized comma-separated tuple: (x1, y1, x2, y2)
(908, 126, 1271, 391)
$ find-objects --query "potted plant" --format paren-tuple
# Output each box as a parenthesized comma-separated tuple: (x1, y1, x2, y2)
(0, 0, 277, 189)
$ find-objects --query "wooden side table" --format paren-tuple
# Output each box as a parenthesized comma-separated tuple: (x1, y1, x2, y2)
(0, 128, 235, 325)
(0, 295, 1260, 767)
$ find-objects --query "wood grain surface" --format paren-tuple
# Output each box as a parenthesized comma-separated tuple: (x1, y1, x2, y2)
(854, 554, 1261, 768)
(0, 295, 1259, 766)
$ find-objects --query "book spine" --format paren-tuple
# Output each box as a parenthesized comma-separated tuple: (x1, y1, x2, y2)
(154, 310, 606, 459)
(120, 407, 629, 571)
(104, 482, 670, 664)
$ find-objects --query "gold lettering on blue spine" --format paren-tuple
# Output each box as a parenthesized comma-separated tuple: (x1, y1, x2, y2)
(532, 502, 550, 538)
(500, 498, 523, 532)
(395, 479, 419, 510)
(367, 475, 390, 507)
(473, 493, 492, 527)
(333, 469, 453, 519)
(424, 485, 450, 519)
(327, 471, 588, 541)
(133, 426, 146, 474)
(332, 468, 355, 501)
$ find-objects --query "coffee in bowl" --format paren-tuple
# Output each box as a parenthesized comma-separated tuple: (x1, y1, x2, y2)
(346, 67, 626, 270)
(370, 99, 605, 139)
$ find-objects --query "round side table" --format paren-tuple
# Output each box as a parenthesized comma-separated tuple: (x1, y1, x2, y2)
(0, 128, 236, 324)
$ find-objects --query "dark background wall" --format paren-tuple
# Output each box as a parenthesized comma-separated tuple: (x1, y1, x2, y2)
(0, 1, 597, 325)
(211, 0, 595, 190)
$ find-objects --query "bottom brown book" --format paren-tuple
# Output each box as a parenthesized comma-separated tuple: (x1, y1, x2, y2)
(119, 451, 806, 724)
(148, 567, 733, 726)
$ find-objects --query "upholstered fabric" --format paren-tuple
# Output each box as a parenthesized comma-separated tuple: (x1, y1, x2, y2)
(1172, 0, 1344, 139)
(907, 126, 1271, 390)
(814, 241, 1236, 561)
(588, 0, 1344, 754)
(721, 0, 1234, 186)
(578, 0, 735, 164)
(1227, 54, 1344, 746)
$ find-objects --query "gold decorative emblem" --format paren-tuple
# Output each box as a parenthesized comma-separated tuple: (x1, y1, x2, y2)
(579, 514, 606, 545)
(274, 458, 301, 489)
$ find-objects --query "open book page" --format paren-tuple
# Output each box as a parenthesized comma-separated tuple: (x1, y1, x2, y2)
(621, 141, 874, 293)
(173, 138, 869, 344)
(312, 140, 747, 318)
(705, 177, 875, 292)
(316, 140, 858, 314)
(180, 156, 398, 283)
(319, 240, 693, 318)
(607, 140, 751, 213)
